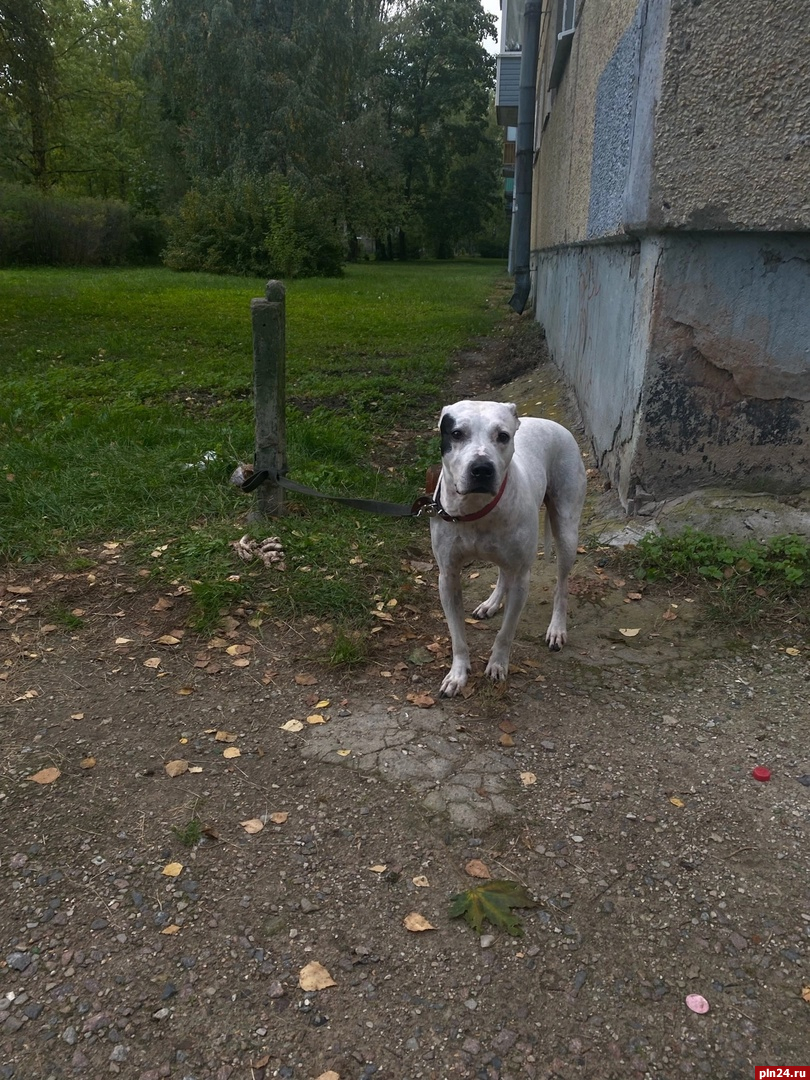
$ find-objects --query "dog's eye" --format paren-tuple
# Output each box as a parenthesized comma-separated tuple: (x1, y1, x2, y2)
(452, 429, 465, 441)
(496, 431, 510, 444)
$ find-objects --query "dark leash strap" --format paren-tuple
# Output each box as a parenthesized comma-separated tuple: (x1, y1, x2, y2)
(242, 468, 434, 518)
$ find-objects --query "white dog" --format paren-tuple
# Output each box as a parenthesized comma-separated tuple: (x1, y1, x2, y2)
(429, 400, 587, 697)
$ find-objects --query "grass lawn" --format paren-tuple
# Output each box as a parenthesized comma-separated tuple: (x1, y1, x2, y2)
(1, 261, 509, 632)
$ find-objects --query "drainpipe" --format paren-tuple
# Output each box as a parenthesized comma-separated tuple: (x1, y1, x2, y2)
(509, 0, 542, 314)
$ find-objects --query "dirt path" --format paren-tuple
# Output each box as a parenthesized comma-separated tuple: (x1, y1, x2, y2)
(1, 325, 809, 1080)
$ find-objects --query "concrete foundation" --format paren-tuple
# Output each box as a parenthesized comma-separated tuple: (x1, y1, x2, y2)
(535, 232, 810, 508)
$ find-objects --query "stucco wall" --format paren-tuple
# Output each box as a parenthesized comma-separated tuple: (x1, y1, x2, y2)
(654, 0, 810, 231)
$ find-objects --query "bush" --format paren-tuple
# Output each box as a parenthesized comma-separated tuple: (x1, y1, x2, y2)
(163, 173, 345, 278)
(0, 184, 164, 267)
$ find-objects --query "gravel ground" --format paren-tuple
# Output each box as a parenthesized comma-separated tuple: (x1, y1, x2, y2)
(1, 329, 808, 1080)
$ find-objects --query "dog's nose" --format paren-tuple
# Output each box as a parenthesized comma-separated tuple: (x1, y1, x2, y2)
(470, 458, 495, 481)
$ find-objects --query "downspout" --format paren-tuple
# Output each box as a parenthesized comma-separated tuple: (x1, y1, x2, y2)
(508, 0, 542, 314)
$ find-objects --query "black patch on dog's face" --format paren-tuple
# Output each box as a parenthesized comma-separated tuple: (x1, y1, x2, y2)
(440, 412, 464, 456)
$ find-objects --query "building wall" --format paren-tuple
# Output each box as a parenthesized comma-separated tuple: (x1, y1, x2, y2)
(531, 0, 810, 506)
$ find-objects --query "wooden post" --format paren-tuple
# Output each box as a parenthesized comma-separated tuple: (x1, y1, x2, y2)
(251, 280, 287, 518)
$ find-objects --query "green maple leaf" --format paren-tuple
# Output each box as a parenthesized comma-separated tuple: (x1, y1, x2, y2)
(448, 879, 537, 937)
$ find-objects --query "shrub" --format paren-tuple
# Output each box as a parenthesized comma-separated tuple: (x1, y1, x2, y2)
(0, 184, 164, 267)
(163, 173, 344, 278)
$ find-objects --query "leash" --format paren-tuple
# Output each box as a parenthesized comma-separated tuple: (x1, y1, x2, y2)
(240, 466, 507, 523)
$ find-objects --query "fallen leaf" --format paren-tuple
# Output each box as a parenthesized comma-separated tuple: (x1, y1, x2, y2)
(143, 657, 161, 669)
(226, 643, 251, 657)
(465, 859, 491, 879)
(160, 923, 182, 935)
(222, 747, 241, 759)
(306, 714, 328, 725)
(157, 634, 182, 645)
(406, 692, 435, 708)
(269, 811, 288, 824)
(294, 673, 318, 685)
(369, 864, 387, 873)
(177, 686, 194, 696)
(80, 757, 96, 770)
(661, 609, 678, 621)
(298, 961, 336, 991)
(215, 730, 237, 742)
(669, 796, 685, 808)
(281, 719, 304, 732)
(314, 1072, 340, 1080)
(626, 591, 643, 601)
(188, 766, 203, 774)
(164, 759, 189, 778)
(498, 719, 517, 734)
(240, 818, 264, 834)
(801, 985, 810, 1003)
(336, 749, 351, 757)
(28, 767, 61, 785)
(162, 862, 183, 877)
(786, 647, 800, 656)
(449, 879, 537, 937)
(412, 875, 430, 888)
(619, 628, 640, 637)
(6, 585, 32, 595)
(520, 772, 537, 786)
(499, 733, 515, 747)
(71, 712, 85, 721)
(403, 912, 436, 932)
(231, 658, 250, 668)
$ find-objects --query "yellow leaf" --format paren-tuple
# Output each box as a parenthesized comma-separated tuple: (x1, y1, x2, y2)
(669, 796, 685, 808)
(164, 759, 189, 778)
(161, 924, 182, 935)
(240, 818, 264, 834)
(619, 628, 640, 637)
(520, 772, 537, 786)
(27, 767, 61, 785)
(298, 961, 336, 991)
(143, 657, 161, 668)
(465, 859, 491, 879)
(80, 757, 96, 770)
(315, 699, 330, 709)
(786, 647, 800, 656)
(269, 811, 288, 824)
(157, 634, 181, 645)
(222, 747, 241, 759)
(226, 643, 251, 657)
(162, 862, 183, 877)
(306, 714, 327, 725)
(403, 912, 436, 932)
(369, 864, 387, 873)
(281, 719, 304, 732)
(412, 875, 430, 888)
(336, 749, 351, 757)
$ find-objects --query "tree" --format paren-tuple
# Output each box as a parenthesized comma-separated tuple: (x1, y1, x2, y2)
(0, 0, 58, 187)
(378, 0, 498, 256)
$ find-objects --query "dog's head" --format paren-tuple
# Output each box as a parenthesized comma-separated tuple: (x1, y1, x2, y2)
(438, 400, 520, 497)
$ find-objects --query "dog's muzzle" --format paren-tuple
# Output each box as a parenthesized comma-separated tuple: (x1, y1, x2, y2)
(464, 456, 497, 494)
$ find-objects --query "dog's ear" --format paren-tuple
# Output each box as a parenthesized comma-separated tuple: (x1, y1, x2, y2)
(505, 403, 520, 430)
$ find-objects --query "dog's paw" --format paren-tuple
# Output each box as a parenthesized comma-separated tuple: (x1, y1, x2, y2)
(484, 656, 509, 682)
(472, 599, 500, 620)
(545, 624, 567, 651)
(439, 664, 470, 697)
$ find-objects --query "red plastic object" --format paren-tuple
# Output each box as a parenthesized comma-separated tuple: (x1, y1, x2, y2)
(751, 766, 771, 782)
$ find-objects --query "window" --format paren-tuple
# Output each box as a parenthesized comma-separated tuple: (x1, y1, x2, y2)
(548, 0, 576, 89)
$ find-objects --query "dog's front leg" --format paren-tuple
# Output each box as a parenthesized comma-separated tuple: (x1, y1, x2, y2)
(437, 568, 472, 697)
(485, 568, 530, 682)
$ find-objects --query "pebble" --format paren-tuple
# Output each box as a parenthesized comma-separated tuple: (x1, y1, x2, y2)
(480, 934, 495, 949)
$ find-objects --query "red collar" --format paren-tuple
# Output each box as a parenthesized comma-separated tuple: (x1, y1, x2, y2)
(435, 471, 509, 523)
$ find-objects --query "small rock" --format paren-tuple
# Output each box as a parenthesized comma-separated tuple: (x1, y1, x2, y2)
(6, 952, 32, 972)
(540, 740, 556, 752)
(480, 934, 495, 949)
(62, 1025, 78, 1045)
(152, 1008, 171, 1021)
(464, 998, 478, 1010)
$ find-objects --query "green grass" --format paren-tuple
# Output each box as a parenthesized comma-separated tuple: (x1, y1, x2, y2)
(626, 527, 810, 629)
(1, 261, 508, 628)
